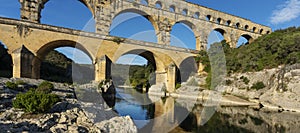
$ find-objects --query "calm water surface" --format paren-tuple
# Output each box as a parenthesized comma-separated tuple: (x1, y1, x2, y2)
(112, 88, 300, 133)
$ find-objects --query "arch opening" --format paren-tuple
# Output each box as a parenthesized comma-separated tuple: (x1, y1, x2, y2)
(252, 27, 257, 33)
(169, 5, 175, 12)
(155, 1, 162, 9)
(216, 18, 222, 24)
(140, 0, 148, 5)
(112, 50, 156, 93)
(170, 21, 196, 49)
(206, 15, 212, 21)
(182, 9, 188, 16)
(110, 10, 157, 43)
(226, 20, 231, 26)
(237, 34, 253, 48)
(41, 0, 95, 32)
(0, 42, 13, 78)
(260, 29, 264, 34)
(236, 23, 240, 29)
(244, 25, 249, 30)
(207, 29, 225, 50)
(36, 40, 94, 84)
(193, 12, 200, 19)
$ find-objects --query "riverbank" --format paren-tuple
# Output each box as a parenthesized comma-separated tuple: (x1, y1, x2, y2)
(0, 78, 137, 132)
(149, 64, 300, 113)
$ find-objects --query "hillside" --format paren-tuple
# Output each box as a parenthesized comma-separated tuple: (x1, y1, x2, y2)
(41, 50, 94, 83)
(226, 26, 300, 73)
(198, 26, 300, 74)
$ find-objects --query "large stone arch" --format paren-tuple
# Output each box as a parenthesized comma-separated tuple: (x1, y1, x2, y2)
(111, 48, 170, 73)
(170, 20, 199, 49)
(41, 0, 95, 17)
(32, 40, 94, 79)
(111, 8, 159, 36)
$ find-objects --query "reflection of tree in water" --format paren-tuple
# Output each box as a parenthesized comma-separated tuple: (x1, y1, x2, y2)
(175, 105, 289, 133)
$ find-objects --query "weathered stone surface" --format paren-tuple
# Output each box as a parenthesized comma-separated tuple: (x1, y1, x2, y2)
(0, 78, 137, 133)
(96, 116, 137, 133)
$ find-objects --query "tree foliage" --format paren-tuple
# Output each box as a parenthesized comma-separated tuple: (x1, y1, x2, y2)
(197, 26, 300, 89)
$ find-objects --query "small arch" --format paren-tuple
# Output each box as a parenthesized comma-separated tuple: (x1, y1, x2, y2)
(193, 12, 200, 19)
(155, 1, 162, 9)
(169, 5, 175, 12)
(182, 9, 188, 16)
(259, 29, 264, 34)
(252, 27, 257, 33)
(226, 20, 231, 26)
(140, 0, 148, 5)
(206, 15, 212, 21)
(216, 18, 222, 24)
(207, 28, 226, 49)
(244, 25, 249, 30)
(237, 34, 253, 47)
(266, 31, 270, 34)
(235, 22, 240, 29)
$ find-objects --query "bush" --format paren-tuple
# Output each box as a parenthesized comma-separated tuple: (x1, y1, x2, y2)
(5, 81, 18, 90)
(16, 80, 26, 85)
(240, 76, 250, 85)
(13, 90, 60, 113)
(225, 80, 233, 85)
(36, 81, 54, 94)
(175, 83, 181, 89)
(251, 82, 266, 90)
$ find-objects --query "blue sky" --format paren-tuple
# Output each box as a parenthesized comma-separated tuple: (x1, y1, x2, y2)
(0, 0, 299, 64)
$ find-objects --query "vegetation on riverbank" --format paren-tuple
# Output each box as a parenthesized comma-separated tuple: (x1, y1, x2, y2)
(197, 26, 300, 89)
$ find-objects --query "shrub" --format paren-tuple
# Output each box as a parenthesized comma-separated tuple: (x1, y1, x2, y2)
(175, 83, 181, 89)
(5, 81, 18, 90)
(36, 81, 54, 94)
(13, 90, 60, 113)
(251, 81, 266, 90)
(225, 80, 233, 85)
(240, 76, 250, 85)
(16, 80, 26, 85)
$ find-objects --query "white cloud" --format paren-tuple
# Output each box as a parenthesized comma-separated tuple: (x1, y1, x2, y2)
(270, 0, 300, 24)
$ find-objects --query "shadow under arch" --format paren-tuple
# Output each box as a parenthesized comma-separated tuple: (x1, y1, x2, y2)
(177, 56, 198, 83)
(32, 40, 95, 83)
(110, 8, 159, 37)
(0, 42, 13, 77)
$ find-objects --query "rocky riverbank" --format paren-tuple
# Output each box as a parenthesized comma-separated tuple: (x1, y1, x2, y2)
(149, 64, 300, 113)
(0, 78, 137, 132)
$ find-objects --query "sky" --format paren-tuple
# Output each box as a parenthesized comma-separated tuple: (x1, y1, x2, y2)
(0, 0, 299, 64)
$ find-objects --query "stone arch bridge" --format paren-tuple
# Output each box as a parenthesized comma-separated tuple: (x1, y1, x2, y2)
(0, 0, 271, 92)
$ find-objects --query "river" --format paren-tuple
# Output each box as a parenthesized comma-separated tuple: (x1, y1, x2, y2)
(110, 87, 300, 133)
